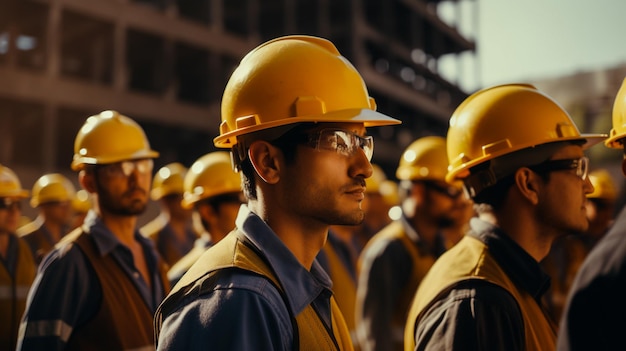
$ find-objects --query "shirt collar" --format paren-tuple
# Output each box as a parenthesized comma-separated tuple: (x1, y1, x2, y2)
(235, 205, 332, 314)
(468, 217, 551, 300)
(82, 210, 157, 257)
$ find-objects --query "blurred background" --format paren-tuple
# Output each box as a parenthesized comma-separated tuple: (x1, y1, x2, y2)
(1, 0, 625, 221)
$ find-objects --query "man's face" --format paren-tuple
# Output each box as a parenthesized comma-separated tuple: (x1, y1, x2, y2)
(0, 197, 22, 235)
(93, 159, 153, 216)
(535, 144, 594, 237)
(41, 200, 73, 227)
(280, 122, 373, 226)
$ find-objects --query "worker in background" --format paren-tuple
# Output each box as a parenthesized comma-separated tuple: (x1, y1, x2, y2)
(18, 111, 170, 351)
(357, 136, 466, 351)
(352, 165, 394, 253)
(404, 84, 605, 351)
(558, 78, 626, 350)
(155, 35, 400, 350)
(0, 164, 36, 351)
(141, 162, 196, 267)
(70, 189, 92, 230)
(317, 224, 361, 349)
(17, 173, 76, 263)
(167, 151, 243, 286)
(542, 168, 618, 322)
(582, 169, 617, 249)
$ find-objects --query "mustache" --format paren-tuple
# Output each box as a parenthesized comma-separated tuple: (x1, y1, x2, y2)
(343, 177, 366, 191)
(124, 187, 147, 196)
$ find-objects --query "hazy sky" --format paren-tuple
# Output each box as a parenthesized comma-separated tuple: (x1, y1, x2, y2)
(440, 0, 626, 91)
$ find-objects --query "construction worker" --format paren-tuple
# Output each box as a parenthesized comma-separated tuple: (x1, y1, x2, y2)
(141, 162, 196, 267)
(0, 164, 35, 351)
(167, 151, 243, 286)
(404, 84, 605, 351)
(17, 173, 76, 263)
(155, 35, 400, 350)
(318, 224, 361, 350)
(17, 111, 170, 351)
(70, 189, 92, 230)
(557, 78, 626, 350)
(583, 169, 617, 248)
(357, 136, 467, 351)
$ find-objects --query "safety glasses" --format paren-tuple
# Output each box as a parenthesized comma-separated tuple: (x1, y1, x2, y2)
(97, 159, 154, 178)
(305, 129, 374, 161)
(0, 198, 21, 211)
(422, 181, 464, 199)
(529, 156, 589, 181)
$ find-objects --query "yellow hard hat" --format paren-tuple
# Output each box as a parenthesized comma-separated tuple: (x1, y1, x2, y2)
(181, 152, 242, 209)
(446, 84, 606, 183)
(71, 110, 159, 171)
(151, 163, 187, 201)
(72, 189, 92, 213)
(587, 169, 617, 200)
(606, 78, 626, 148)
(0, 164, 28, 198)
(365, 164, 387, 194)
(396, 136, 449, 182)
(30, 173, 76, 208)
(214, 35, 400, 149)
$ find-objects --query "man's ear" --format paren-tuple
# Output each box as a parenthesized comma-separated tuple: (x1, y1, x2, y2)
(248, 141, 281, 185)
(621, 156, 626, 177)
(514, 167, 541, 205)
(79, 170, 97, 193)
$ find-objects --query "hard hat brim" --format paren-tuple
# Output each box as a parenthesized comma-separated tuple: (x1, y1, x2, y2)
(71, 150, 160, 171)
(214, 108, 401, 148)
(446, 133, 607, 183)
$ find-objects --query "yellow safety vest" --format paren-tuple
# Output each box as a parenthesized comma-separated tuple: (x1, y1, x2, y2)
(404, 235, 557, 351)
(156, 230, 354, 351)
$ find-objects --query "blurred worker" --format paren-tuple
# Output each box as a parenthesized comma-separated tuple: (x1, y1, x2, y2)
(583, 169, 617, 248)
(357, 136, 465, 351)
(70, 189, 92, 230)
(167, 152, 243, 286)
(317, 224, 361, 349)
(404, 84, 605, 351)
(558, 78, 626, 350)
(17, 173, 76, 263)
(0, 164, 35, 351)
(18, 111, 170, 351)
(352, 165, 394, 252)
(141, 162, 195, 267)
(155, 35, 400, 350)
(542, 168, 618, 322)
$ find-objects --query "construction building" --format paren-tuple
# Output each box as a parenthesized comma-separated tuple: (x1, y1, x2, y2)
(0, 0, 475, 219)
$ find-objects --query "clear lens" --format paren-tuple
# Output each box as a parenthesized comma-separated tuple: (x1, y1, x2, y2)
(310, 129, 374, 161)
(101, 159, 154, 178)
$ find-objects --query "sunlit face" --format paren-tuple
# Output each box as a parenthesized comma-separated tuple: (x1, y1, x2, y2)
(535, 144, 594, 237)
(280, 122, 373, 227)
(0, 197, 22, 235)
(93, 159, 153, 216)
(420, 181, 468, 228)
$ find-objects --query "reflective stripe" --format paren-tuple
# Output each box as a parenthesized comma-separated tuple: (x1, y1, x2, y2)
(22, 320, 73, 343)
(126, 345, 156, 351)
(0, 285, 31, 299)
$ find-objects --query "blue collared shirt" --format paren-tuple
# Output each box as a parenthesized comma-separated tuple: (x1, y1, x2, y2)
(17, 211, 166, 351)
(157, 205, 335, 350)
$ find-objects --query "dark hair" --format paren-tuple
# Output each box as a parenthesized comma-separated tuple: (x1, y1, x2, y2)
(471, 167, 551, 208)
(239, 123, 316, 200)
